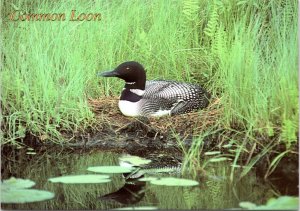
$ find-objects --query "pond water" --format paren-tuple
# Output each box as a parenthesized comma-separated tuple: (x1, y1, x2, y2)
(1, 149, 286, 210)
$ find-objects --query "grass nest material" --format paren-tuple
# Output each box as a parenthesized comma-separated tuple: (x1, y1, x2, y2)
(88, 96, 222, 137)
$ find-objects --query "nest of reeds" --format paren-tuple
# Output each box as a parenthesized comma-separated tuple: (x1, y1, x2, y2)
(88, 96, 222, 137)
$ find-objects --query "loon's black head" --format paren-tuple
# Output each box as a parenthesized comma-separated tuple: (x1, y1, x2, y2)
(99, 61, 146, 90)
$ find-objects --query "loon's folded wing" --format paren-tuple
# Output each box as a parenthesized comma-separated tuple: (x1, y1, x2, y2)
(144, 80, 205, 100)
(140, 97, 178, 117)
(143, 80, 210, 115)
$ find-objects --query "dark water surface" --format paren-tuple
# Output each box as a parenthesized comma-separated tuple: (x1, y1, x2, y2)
(1, 149, 282, 210)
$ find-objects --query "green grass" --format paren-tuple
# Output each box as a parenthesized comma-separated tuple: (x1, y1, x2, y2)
(1, 0, 298, 149)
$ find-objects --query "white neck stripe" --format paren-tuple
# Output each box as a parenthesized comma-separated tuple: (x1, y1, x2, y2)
(126, 82, 136, 85)
(130, 89, 145, 96)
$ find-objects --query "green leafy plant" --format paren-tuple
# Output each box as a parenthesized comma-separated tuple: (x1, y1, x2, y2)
(48, 174, 110, 184)
(87, 166, 135, 174)
(239, 196, 299, 210)
(1, 177, 54, 203)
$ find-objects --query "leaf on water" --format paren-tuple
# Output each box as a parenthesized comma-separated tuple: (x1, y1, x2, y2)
(239, 196, 299, 210)
(48, 174, 110, 184)
(87, 166, 134, 174)
(138, 177, 159, 182)
(150, 177, 199, 187)
(119, 155, 152, 167)
(239, 201, 257, 209)
(1, 177, 54, 204)
(1, 177, 35, 190)
(208, 157, 230, 163)
(1, 189, 54, 204)
(114, 206, 157, 210)
(255, 196, 299, 210)
(204, 151, 221, 156)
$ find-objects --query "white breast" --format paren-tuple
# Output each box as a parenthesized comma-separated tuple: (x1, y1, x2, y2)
(118, 100, 143, 117)
(151, 109, 171, 117)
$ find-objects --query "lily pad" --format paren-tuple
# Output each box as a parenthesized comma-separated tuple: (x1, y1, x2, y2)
(239, 201, 257, 209)
(119, 155, 151, 167)
(138, 177, 159, 182)
(1, 189, 55, 203)
(239, 196, 299, 210)
(255, 196, 298, 210)
(1, 177, 54, 204)
(48, 174, 110, 184)
(149, 177, 199, 187)
(1, 177, 35, 190)
(87, 166, 134, 174)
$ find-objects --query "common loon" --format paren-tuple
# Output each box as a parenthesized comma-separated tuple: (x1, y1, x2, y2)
(99, 61, 210, 117)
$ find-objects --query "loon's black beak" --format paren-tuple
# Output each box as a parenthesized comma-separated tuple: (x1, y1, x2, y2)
(97, 70, 119, 77)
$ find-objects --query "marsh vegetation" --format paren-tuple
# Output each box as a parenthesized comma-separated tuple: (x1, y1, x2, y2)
(1, 0, 298, 209)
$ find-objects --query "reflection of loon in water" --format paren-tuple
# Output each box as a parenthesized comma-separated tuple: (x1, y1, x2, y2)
(98, 155, 148, 205)
(98, 180, 146, 205)
(98, 154, 180, 205)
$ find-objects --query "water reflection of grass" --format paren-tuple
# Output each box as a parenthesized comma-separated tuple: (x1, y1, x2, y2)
(2, 151, 125, 209)
(2, 151, 275, 210)
(143, 162, 272, 209)
(1, 0, 298, 190)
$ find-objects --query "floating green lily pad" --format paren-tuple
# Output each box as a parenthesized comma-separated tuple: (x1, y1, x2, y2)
(48, 174, 110, 184)
(1, 177, 35, 189)
(87, 166, 134, 174)
(149, 177, 199, 187)
(204, 151, 221, 156)
(239, 201, 257, 209)
(138, 177, 158, 182)
(255, 196, 298, 210)
(239, 196, 299, 210)
(119, 155, 152, 166)
(1, 189, 55, 203)
(1, 177, 54, 204)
